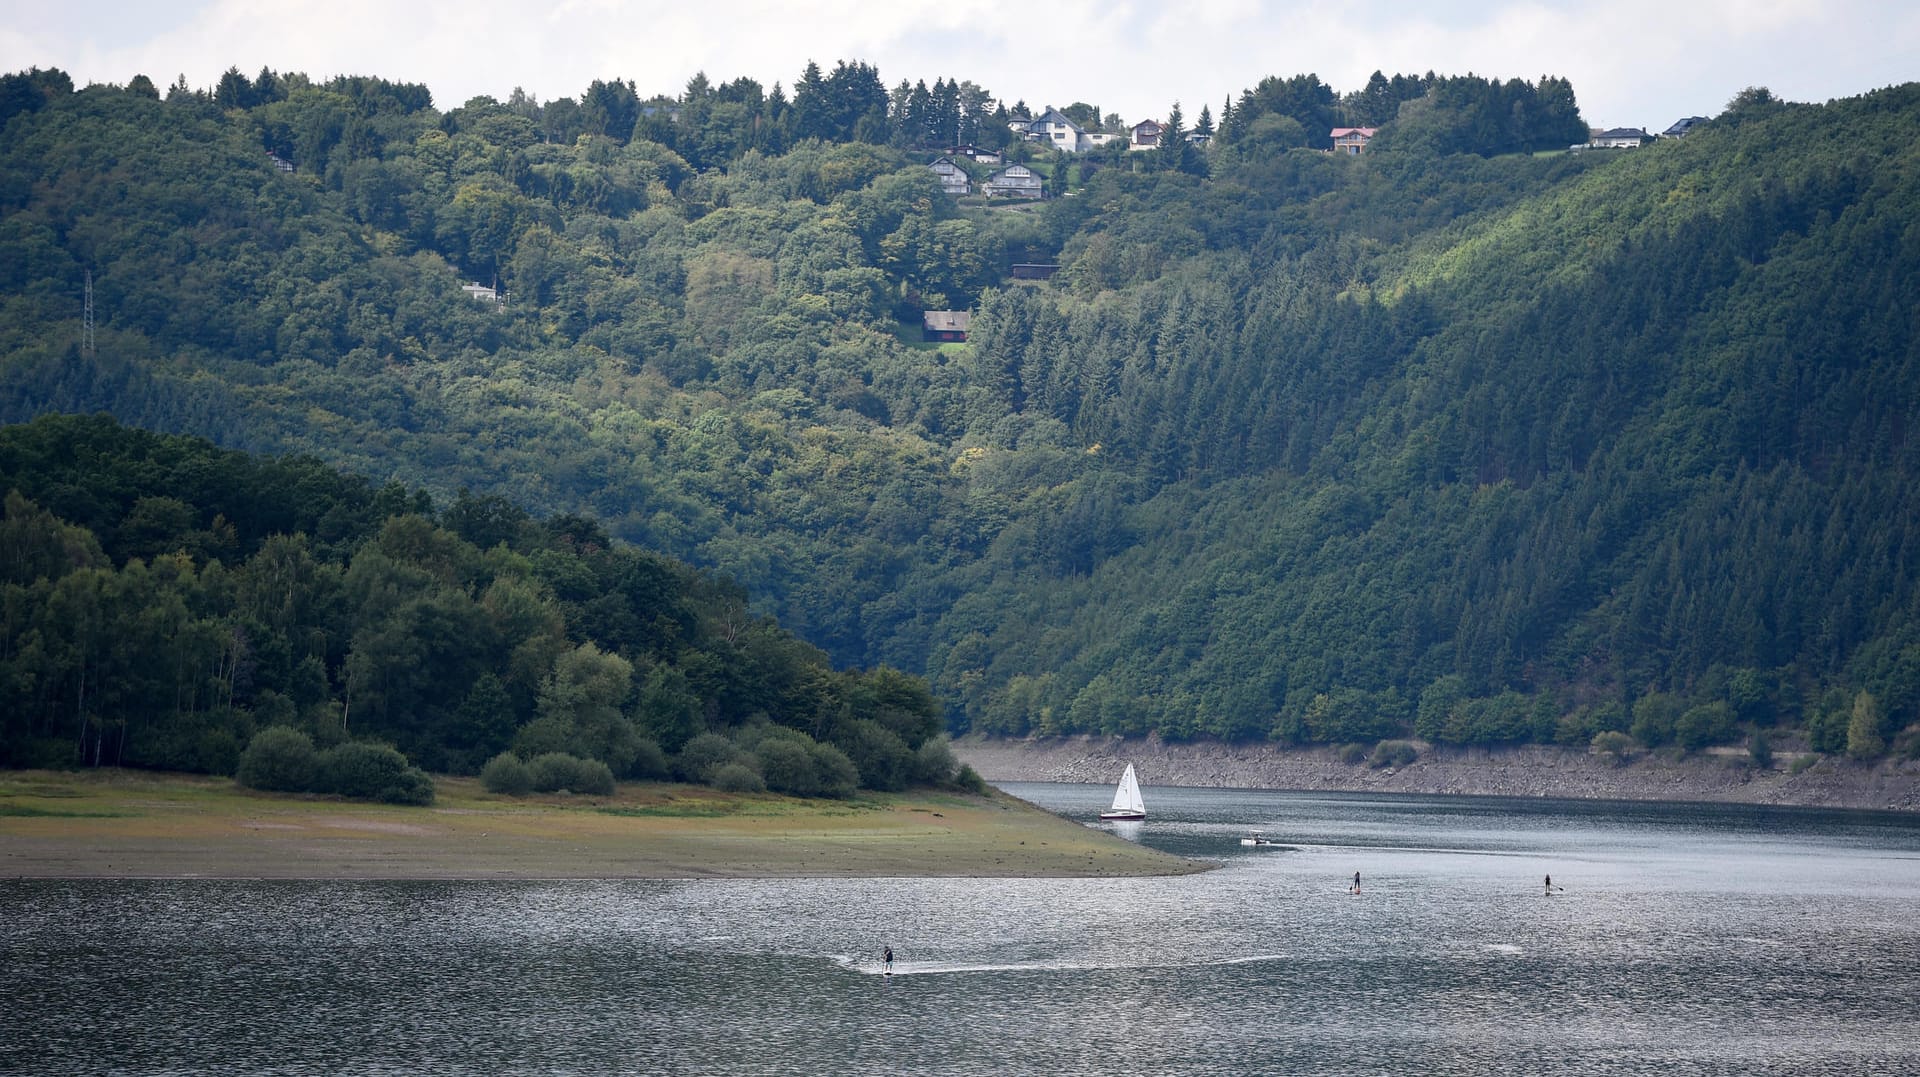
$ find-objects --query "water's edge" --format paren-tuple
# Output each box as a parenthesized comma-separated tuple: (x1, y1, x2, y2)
(956, 736, 1920, 812)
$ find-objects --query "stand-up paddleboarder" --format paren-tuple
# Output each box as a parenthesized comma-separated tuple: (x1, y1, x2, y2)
(1352, 871, 1361, 895)
(883, 945, 894, 975)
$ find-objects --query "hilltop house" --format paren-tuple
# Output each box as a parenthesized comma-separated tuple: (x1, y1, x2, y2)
(1022, 107, 1088, 152)
(983, 163, 1044, 199)
(928, 156, 972, 196)
(1130, 119, 1163, 150)
(1588, 127, 1651, 149)
(1331, 127, 1377, 154)
(1661, 116, 1709, 138)
(923, 310, 971, 342)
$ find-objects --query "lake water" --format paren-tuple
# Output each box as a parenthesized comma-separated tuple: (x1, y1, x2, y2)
(4, 784, 1919, 1075)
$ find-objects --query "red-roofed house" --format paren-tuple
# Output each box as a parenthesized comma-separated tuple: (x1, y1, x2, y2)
(1331, 127, 1377, 155)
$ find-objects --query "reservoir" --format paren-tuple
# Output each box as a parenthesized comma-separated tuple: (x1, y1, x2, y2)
(4, 783, 1918, 1075)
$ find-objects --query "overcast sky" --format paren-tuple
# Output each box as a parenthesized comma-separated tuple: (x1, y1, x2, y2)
(4, 0, 1915, 130)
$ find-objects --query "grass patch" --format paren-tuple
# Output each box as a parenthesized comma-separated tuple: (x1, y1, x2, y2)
(0, 803, 130, 818)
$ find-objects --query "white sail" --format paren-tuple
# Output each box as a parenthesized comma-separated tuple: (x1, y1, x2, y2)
(1109, 763, 1145, 815)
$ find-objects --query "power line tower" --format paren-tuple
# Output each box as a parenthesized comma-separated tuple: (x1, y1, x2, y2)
(82, 270, 96, 357)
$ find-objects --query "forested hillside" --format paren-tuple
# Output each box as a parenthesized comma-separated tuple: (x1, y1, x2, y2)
(0, 414, 953, 797)
(3, 63, 1916, 761)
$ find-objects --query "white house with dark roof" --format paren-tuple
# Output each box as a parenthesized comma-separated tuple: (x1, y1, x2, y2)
(928, 156, 972, 196)
(983, 163, 1044, 199)
(1024, 107, 1088, 152)
(1661, 116, 1709, 138)
(1588, 127, 1651, 149)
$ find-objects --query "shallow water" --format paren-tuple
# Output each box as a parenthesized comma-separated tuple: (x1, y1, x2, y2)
(3, 784, 1917, 1075)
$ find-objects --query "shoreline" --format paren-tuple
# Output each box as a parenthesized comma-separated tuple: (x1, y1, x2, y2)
(955, 736, 1920, 813)
(0, 770, 1206, 881)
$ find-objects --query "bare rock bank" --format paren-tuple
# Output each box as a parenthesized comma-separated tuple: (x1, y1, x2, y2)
(954, 736, 1920, 813)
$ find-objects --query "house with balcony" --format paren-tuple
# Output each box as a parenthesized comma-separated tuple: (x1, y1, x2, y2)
(1130, 119, 1163, 150)
(1331, 127, 1377, 154)
(1025, 107, 1088, 152)
(983, 163, 1045, 199)
(928, 156, 972, 196)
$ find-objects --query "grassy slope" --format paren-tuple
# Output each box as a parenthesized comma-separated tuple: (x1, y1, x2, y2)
(0, 770, 1203, 880)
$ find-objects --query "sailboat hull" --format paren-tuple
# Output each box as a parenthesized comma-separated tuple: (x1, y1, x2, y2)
(1099, 809, 1146, 820)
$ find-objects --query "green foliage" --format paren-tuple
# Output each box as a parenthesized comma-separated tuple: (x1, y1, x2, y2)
(528, 751, 616, 795)
(710, 760, 766, 793)
(1590, 730, 1634, 764)
(1367, 740, 1418, 768)
(3, 67, 1919, 769)
(1748, 730, 1773, 769)
(1675, 702, 1736, 752)
(479, 750, 534, 795)
(316, 741, 435, 804)
(1847, 692, 1886, 760)
(236, 726, 318, 792)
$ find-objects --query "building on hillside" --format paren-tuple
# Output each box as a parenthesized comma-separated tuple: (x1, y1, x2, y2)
(1130, 119, 1163, 150)
(1025, 107, 1088, 152)
(462, 282, 502, 303)
(265, 151, 295, 173)
(928, 156, 972, 196)
(1085, 131, 1120, 149)
(1661, 116, 1709, 138)
(948, 144, 1003, 165)
(1331, 127, 1377, 155)
(923, 310, 971, 342)
(1588, 127, 1651, 149)
(983, 163, 1045, 199)
(1009, 263, 1061, 280)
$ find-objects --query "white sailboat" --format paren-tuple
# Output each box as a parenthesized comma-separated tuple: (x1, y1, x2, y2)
(1099, 763, 1146, 820)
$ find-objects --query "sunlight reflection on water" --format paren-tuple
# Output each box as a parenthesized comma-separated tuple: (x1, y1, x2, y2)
(3, 786, 1918, 1075)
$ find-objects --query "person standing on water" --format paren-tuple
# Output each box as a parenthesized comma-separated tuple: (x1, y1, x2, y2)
(1352, 871, 1361, 894)
(1545, 874, 1553, 895)
(883, 945, 894, 974)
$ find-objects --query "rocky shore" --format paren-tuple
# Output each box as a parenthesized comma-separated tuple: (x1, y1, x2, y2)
(954, 736, 1920, 813)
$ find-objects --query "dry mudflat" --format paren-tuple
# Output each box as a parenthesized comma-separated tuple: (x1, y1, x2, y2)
(0, 770, 1203, 880)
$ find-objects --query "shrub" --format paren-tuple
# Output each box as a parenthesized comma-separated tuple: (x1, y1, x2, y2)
(529, 752, 616, 795)
(1789, 752, 1820, 775)
(809, 742, 860, 799)
(711, 761, 766, 793)
(1748, 731, 1773, 769)
(480, 751, 534, 795)
(674, 732, 738, 784)
(1368, 740, 1418, 768)
(627, 737, 670, 781)
(316, 742, 435, 804)
(1338, 742, 1368, 765)
(755, 738, 819, 796)
(954, 763, 988, 795)
(1675, 702, 1735, 751)
(236, 726, 317, 793)
(1590, 731, 1633, 766)
(910, 737, 958, 786)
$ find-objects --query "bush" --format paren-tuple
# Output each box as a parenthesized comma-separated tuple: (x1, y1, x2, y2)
(711, 761, 766, 793)
(1675, 702, 1735, 751)
(236, 726, 318, 792)
(627, 737, 670, 781)
(1367, 740, 1418, 768)
(755, 738, 819, 796)
(1338, 742, 1368, 765)
(316, 742, 435, 804)
(480, 751, 534, 795)
(954, 763, 989, 795)
(1590, 730, 1633, 766)
(529, 752, 616, 795)
(1789, 752, 1820, 775)
(1748, 730, 1773, 769)
(910, 737, 958, 786)
(809, 742, 860, 799)
(674, 732, 738, 784)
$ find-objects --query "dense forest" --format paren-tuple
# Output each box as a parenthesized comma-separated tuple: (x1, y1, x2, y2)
(0, 414, 956, 797)
(2, 59, 1917, 766)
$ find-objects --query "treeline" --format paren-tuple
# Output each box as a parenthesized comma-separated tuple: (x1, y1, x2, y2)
(2, 62, 1916, 766)
(0, 415, 962, 798)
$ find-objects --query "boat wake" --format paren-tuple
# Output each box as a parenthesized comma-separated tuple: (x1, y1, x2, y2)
(834, 952, 1292, 977)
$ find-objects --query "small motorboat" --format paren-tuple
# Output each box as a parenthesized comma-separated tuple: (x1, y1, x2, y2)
(1240, 830, 1287, 846)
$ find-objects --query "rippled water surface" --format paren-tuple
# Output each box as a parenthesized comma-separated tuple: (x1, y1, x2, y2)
(5, 785, 1919, 1075)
